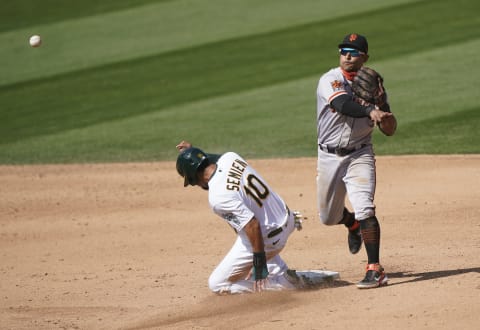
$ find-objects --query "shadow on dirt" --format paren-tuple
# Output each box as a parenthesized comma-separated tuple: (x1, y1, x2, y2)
(387, 267, 480, 286)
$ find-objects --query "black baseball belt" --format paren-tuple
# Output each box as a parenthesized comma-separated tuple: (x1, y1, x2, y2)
(267, 207, 290, 238)
(319, 144, 368, 157)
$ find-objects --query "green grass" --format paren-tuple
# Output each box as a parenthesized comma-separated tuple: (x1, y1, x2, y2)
(1, 0, 415, 86)
(0, 0, 166, 32)
(374, 106, 480, 154)
(1, 0, 479, 164)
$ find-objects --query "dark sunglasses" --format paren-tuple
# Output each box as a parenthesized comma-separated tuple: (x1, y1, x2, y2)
(339, 48, 365, 57)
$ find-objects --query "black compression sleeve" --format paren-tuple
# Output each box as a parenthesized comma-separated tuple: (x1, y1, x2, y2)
(330, 94, 375, 118)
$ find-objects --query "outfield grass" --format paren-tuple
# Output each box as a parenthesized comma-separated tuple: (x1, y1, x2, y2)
(1, 0, 417, 87)
(0, 0, 164, 33)
(1, 0, 479, 164)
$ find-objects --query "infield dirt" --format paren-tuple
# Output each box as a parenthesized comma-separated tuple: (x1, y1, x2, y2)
(1, 155, 479, 329)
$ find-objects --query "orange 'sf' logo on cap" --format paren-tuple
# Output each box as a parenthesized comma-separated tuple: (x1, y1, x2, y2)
(349, 34, 358, 42)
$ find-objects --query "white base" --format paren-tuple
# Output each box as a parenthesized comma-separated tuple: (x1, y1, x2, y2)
(296, 270, 340, 285)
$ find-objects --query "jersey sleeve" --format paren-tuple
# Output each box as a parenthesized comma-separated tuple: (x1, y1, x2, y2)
(319, 71, 348, 105)
(212, 196, 255, 232)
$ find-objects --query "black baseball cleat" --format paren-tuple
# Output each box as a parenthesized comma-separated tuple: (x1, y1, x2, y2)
(356, 263, 388, 289)
(348, 224, 362, 254)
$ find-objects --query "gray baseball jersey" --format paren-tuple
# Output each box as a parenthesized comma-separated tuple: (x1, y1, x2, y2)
(316, 67, 379, 224)
(316, 67, 375, 149)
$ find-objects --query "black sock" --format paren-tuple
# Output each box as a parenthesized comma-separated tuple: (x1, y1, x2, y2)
(340, 208, 356, 228)
(360, 216, 380, 264)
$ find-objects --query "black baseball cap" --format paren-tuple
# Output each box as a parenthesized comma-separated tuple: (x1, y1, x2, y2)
(338, 33, 368, 54)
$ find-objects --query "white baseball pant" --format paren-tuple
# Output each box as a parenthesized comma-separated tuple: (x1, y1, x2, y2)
(208, 212, 296, 294)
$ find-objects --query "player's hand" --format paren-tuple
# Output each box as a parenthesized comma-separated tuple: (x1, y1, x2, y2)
(246, 251, 269, 292)
(176, 141, 192, 152)
(254, 278, 267, 292)
(245, 269, 268, 292)
(369, 108, 392, 124)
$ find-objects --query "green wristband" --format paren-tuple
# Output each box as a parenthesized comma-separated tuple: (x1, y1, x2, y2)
(253, 252, 269, 280)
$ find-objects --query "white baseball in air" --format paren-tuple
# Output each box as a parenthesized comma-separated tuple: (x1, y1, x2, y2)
(29, 35, 42, 47)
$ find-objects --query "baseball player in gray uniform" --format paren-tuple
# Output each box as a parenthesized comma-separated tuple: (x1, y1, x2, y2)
(316, 34, 397, 288)
(175, 141, 309, 294)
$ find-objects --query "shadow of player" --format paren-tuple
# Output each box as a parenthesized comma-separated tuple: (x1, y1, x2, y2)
(386, 267, 480, 286)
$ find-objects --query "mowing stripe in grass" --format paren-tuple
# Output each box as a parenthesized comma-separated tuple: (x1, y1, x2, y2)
(371, 38, 480, 123)
(0, 0, 165, 33)
(1, 0, 478, 147)
(2, 36, 479, 163)
(374, 106, 480, 155)
(0, 0, 425, 86)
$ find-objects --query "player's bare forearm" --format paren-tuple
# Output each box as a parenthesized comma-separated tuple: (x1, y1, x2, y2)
(243, 217, 268, 291)
(379, 115, 397, 136)
(243, 217, 265, 252)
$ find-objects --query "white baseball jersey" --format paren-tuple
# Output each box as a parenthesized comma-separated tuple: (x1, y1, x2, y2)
(316, 67, 375, 149)
(206, 151, 296, 294)
(207, 152, 288, 235)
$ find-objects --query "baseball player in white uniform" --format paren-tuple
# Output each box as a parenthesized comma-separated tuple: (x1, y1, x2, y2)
(176, 141, 307, 294)
(316, 34, 397, 288)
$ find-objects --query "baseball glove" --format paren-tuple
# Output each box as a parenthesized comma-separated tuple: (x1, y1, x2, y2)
(352, 67, 387, 106)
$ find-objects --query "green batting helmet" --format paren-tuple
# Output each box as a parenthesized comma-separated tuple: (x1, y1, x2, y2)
(176, 147, 209, 187)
